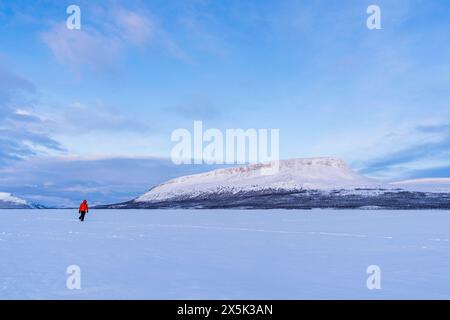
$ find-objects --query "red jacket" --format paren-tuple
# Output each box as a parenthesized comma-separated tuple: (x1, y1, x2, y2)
(79, 200, 89, 212)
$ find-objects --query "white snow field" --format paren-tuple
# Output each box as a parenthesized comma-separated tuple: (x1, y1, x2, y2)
(1, 209, 450, 299)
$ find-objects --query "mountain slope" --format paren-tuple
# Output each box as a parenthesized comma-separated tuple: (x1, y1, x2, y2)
(0, 192, 33, 209)
(135, 158, 378, 202)
(99, 157, 450, 210)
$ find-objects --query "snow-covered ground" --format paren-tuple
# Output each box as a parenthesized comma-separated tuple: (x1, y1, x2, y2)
(1, 209, 450, 299)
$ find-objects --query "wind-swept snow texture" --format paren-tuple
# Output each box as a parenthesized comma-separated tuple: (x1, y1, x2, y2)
(1, 209, 450, 299)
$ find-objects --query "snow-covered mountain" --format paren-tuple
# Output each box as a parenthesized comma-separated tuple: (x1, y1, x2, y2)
(0, 192, 34, 209)
(136, 157, 378, 202)
(98, 157, 450, 209)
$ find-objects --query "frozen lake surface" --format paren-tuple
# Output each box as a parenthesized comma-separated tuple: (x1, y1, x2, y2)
(1, 209, 450, 299)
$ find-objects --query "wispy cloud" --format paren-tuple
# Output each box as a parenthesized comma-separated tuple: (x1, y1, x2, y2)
(40, 3, 189, 70)
(0, 156, 223, 206)
(0, 66, 35, 95)
(42, 101, 152, 134)
(41, 23, 122, 70)
(0, 65, 64, 166)
(360, 122, 450, 179)
(163, 102, 224, 120)
(112, 7, 155, 45)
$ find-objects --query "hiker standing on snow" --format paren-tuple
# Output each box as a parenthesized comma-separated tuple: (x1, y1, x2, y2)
(78, 200, 89, 221)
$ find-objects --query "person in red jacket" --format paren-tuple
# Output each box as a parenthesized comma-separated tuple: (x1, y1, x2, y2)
(78, 200, 89, 221)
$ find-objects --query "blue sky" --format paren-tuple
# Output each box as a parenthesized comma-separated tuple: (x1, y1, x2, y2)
(1, 0, 450, 205)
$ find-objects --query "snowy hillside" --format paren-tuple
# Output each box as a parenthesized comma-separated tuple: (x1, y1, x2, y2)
(98, 157, 450, 209)
(0, 192, 31, 209)
(136, 157, 378, 202)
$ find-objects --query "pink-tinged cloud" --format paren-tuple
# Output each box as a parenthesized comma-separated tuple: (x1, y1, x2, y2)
(41, 24, 122, 68)
(41, 6, 189, 69)
(113, 9, 154, 45)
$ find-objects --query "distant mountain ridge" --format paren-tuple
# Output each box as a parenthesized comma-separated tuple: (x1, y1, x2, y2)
(136, 157, 377, 202)
(99, 158, 450, 209)
(0, 192, 43, 209)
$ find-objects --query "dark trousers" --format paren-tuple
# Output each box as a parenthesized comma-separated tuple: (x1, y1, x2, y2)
(79, 211, 86, 221)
